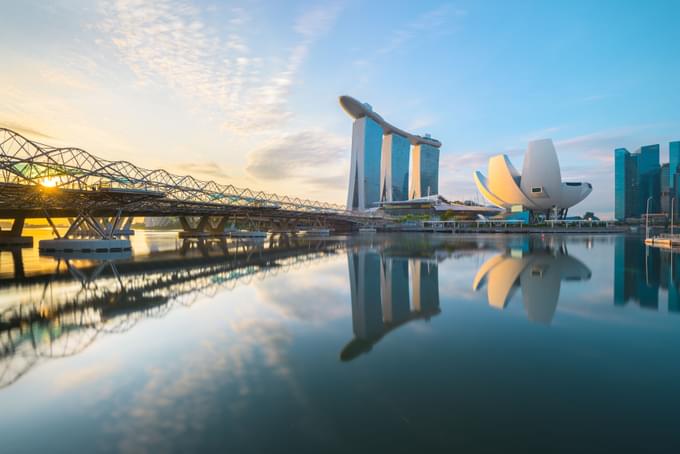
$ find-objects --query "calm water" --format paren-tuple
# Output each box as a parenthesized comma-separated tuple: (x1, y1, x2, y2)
(2, 230, 680, 453)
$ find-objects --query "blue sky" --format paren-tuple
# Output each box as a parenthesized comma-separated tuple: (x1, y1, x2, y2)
(1, 0, 679, 217)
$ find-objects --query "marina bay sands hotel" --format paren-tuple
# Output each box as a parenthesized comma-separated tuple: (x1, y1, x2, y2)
(340, 95, 442, 211)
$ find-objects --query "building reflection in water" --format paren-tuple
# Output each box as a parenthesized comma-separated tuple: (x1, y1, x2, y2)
(7, 234, 663, 388)
(341, 249, 440, 361)
(614, 236, 680, 312)
(472, 238, 592, 325)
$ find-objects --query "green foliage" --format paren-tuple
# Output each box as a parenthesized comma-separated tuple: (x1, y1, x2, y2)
(440, 210, 465, 221)
(398, 214, 431, 223)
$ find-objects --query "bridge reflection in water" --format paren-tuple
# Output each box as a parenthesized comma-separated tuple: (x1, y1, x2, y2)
(0, 235, 343, 389)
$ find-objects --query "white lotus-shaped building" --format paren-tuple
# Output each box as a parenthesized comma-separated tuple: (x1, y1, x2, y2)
(473, 139, 592, 216)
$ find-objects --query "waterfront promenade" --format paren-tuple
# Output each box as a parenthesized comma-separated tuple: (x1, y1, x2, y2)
(389, 219, 626, 234)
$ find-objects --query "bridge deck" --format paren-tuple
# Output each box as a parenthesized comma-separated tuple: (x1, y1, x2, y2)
(0, 182, 375, 225)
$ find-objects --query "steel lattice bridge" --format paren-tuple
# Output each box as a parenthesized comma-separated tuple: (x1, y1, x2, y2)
(0, 127, 383, 248)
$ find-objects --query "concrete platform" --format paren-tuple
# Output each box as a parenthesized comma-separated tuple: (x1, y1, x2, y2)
(299, 228, 331, 236)
(38, 238, 132, 253)
(0, 236, 33, 247)
(44, 249, 133, 260)
(229, 230, 267, 238)
(178, 231, 229, 239)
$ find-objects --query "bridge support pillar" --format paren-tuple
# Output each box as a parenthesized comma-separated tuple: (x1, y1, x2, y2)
(39, 210, 131, 255)
(179, 215, 226, 239)
(0, 216, 33, 247)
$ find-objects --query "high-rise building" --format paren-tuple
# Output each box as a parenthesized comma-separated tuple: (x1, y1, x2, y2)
(638, 144, 660, 213)
(670, 141, 680, 195)
(346, 115, 383, 210)
(615, 148, 639, 220)
(410, 142, 440, 198)
(380, 132, 410, 202)
(340, 95, 442, 211)
(612, 143, 680, 221)
(661, 163, 671, 214)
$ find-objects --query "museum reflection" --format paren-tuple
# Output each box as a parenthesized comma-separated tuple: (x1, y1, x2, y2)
(472, 237, 592, 324)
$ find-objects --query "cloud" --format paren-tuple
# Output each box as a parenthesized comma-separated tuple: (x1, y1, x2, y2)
(246, 130, 348, 187)
(305, 175, 347, 188)
(408, 114, 437, 131)
(97, 0, 343, 135)
(39, 66, 96, 91)
(378, 3, 465, 55)
(438, 150, 494, 201)
(172, 161, 230, 180)
(0, 120, 54, 141)
(520, 126, 563, 143)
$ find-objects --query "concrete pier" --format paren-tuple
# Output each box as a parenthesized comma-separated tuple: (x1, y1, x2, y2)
(39, 238, 132, 253)
(0, 236, 33, 247)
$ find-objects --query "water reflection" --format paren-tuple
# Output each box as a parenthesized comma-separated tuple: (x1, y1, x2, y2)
(615, 236, 680, 312)
(341, 250, 440, 361)
(5, 233, 680, 452)
(472, 237, 592, 324)
(0, 236, 342, 388)
(5, 233, 680, 390)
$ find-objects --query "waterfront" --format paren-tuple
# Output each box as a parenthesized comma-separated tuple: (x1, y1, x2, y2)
(2, 230, 680, 452)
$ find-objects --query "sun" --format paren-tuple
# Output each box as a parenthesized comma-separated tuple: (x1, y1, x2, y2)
(40, 176, 61, 188)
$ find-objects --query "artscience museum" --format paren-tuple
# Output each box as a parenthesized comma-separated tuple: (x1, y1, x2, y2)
(473, 139, 592, 219)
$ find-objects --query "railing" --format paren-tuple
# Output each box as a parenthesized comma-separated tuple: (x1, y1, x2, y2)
(420, 219, 615, 230)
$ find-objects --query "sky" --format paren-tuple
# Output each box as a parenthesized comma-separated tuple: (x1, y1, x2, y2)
(1, 0, 679, 218)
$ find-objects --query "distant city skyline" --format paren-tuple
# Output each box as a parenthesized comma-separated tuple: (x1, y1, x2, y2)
(1, 0, 679, 218)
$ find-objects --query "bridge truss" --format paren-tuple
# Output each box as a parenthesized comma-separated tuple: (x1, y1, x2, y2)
(0, 128, 383, 240)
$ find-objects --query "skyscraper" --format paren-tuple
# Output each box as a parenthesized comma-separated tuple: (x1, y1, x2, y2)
(346, 115, 383, 210)
(615, 148, 636, 220)
(638, 144, 660, 214)
(380, 132, 410, 202)
(340, 95, 442, 211)
(410, 142, 440, 198)
(613, 142, 680, 220)
(661, 163, 671, 214)
(670, 141, 680, 196)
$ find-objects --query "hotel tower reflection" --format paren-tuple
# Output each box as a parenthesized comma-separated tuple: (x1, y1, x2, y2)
(342, 249, 440, 361)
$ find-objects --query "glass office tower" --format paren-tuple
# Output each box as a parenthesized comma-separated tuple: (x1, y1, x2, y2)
(347, 116, 383, 210)
(615, 141, 680, 221)
(410, 143, 440, 198)
(661, 163, 671, 214)
(670, 141, 680, 197)
(615, 148, 632, 220)
(638, 144, 660, 214)
(380, 133, 410, 202)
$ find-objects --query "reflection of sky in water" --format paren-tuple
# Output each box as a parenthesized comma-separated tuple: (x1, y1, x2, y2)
(2, 232, 680, 452)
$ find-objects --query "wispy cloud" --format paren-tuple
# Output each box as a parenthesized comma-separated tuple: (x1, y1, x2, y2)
(520, 126, 563, 142)
(172, 161, 230, 180)
(378, 3, 465, 55)
(97, 0, 343, 134)
(0, 120, 54, 140)
(246, 130, 348, 187)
